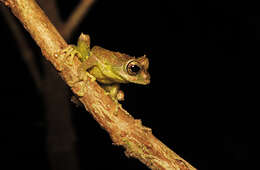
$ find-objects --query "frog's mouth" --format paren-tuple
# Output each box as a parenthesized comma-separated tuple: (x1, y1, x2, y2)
(142, 78, 150, 85)
(137, 76, 150, 85)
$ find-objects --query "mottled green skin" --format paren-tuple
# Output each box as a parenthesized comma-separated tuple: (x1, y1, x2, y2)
(73, 34, 150, 100)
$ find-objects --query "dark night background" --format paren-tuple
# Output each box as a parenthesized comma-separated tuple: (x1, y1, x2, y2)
(0, 0, 256, 169)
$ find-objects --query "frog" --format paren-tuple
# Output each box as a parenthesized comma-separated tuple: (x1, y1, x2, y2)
(66, 33, 150, 101)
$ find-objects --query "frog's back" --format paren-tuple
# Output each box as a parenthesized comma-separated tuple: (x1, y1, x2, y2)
(91, 46, 134, 67)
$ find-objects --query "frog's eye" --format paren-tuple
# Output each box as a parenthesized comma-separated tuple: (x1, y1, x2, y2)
(127, 61, 141, 75)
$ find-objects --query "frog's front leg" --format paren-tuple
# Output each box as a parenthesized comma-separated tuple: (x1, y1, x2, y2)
(78, 56, 97, 81)
(60, 45, 81, 66)
(102, 84, 125, 101)
(60, 44, 95, 83)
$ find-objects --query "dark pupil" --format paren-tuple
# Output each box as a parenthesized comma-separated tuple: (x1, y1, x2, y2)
(130, 65, 140, 73)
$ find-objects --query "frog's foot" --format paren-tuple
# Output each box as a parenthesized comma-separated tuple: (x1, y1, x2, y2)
(102, 84, 124, 102)
(54, 45, 76, 71)
(105, 90, 124, 102)
(79, 71, 96, 82)
(61, 45, 83, 66)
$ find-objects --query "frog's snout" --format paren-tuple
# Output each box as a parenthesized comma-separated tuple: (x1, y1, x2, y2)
(142, 73, 151, 85)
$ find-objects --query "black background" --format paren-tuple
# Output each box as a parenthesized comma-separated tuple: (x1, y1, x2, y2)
(0, 0, 256, 169)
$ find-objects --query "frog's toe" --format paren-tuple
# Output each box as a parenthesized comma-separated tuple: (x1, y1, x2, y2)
(65, 45, 82, 59)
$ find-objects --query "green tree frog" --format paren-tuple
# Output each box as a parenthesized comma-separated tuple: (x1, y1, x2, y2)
(67, 34, 150, 101)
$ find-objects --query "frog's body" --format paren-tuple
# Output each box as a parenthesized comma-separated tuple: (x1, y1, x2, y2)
(89, 46, 133, 84)
(70, 33, 150, 101)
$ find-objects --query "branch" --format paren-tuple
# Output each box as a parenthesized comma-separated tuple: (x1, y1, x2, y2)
(1, 3, 80, 170)
(60, 0, 95, 40)
(0, 5, 42, 91)
(0, 0, 196, 169)
(37, 0, 63, 28)
(1, 1, 81, 170)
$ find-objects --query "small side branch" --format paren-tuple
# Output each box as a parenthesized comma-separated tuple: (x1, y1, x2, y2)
(61, 0, 95, 40)
(0, 0, 196, 169)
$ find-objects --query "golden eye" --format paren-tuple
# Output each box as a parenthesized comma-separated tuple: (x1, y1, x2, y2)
(127, 61, 141, 75)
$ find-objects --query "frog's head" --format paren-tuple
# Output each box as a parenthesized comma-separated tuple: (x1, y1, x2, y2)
(120, 55, 150, 85)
